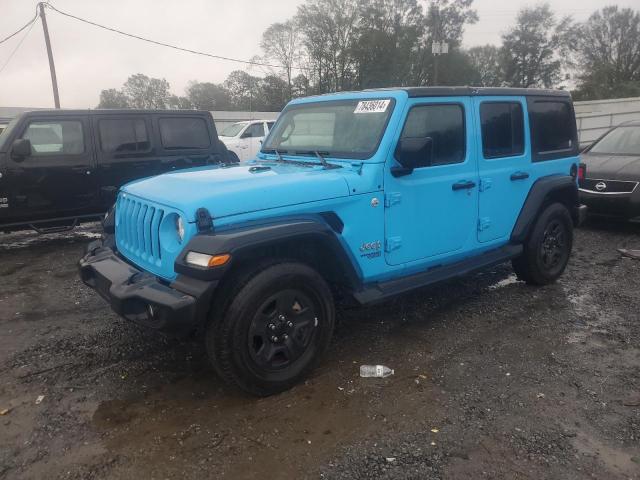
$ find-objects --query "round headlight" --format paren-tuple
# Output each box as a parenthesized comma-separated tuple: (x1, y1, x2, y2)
(176, 216, 185, 242)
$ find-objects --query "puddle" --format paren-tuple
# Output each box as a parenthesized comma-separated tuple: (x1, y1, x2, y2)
(0, 223, 102, 250)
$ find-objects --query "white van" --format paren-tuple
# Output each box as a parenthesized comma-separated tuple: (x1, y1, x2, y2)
(219, 120, 275, 162)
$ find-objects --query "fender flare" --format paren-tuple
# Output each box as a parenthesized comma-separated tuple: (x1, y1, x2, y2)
(510, 175, 578, 243)
(174, 213, 363, 289)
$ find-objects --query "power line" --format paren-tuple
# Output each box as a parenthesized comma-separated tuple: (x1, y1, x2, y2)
(43, 3, 307, 72)
(0, 9, 38, 45)
(0, 17, 37, 75)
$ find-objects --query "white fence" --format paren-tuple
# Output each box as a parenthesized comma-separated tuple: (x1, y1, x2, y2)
(574, 97, 640, 147)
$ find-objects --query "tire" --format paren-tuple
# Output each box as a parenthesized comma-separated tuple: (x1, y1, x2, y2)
(512, 202, 573, 285)
(206, 262, 335, 396)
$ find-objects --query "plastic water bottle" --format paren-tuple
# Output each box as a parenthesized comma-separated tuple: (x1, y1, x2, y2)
(360, 365, 394, 378)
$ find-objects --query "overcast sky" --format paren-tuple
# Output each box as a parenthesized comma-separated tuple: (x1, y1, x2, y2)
(1, 0, 638, 108)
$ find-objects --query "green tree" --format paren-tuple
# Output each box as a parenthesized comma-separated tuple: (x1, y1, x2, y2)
(186, 81, 231, 110)
(121, 74, 173, 109)
(97, 88, 129, 108)
(414, 0, 478, 85)
(295, 0, 360, 93)
(166, 95, 193, 110)
(224, 70, 262, 110)
(467, 45, 503, 86)
(573, 6, 640, 100)
(353, 0, 424, 88)
(500, 4, 572, 88)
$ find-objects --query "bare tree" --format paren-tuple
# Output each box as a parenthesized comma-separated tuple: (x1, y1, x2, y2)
(261, 20, 302, 100)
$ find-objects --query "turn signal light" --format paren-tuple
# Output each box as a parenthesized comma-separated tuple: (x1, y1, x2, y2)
(208, 254, 231, 267)
(185, 252, 231, 268)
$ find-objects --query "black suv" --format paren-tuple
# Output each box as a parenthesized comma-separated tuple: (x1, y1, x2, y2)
(0, 109, 233, 233)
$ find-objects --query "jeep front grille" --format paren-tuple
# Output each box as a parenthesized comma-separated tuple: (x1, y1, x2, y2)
(116, 195, 164, 266)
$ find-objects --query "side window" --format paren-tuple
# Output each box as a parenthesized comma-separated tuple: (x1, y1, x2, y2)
(401, 104, 465, 166)
(529, 100, 577, 160)
(99, 118, 150, 153)
(480, 102, 524, 159)
(22, 120, 84, 155)
(267, 122, 275, 131)
(159, 117, 210, 149)
(244, 123, 265, 138)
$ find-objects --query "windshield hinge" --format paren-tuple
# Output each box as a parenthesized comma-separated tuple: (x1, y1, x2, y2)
(350, 162, 363, 175)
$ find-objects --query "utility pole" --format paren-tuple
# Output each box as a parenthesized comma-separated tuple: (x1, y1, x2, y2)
(39, 3, 60, 108)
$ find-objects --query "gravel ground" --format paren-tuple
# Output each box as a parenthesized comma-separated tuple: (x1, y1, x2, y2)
(0, 219, 639, 479)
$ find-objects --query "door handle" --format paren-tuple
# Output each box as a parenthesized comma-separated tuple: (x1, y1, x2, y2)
(510, 171, 530, 181)
(452, 180, 476, 191)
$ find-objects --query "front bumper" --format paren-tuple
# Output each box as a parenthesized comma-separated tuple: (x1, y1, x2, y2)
(579, 188, 640, 219)
(79, 240, 217, 336)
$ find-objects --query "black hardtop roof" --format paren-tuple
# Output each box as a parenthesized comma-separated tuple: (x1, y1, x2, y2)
(365, 86, 572, 98)
(17, 109, 212, 117)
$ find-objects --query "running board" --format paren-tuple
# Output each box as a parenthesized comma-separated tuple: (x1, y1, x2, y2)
(353, 244, 523, 305)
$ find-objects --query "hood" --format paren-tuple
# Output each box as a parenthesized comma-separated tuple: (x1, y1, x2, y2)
(581, 153, 640, 181)
(122, 163, 351, 221)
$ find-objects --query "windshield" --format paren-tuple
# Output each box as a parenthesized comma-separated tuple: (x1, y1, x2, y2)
(219, 122, 248, 137)
(590, 125, 640, 155)
(0, 117, 19, 151)
(262, 99, 394, 160)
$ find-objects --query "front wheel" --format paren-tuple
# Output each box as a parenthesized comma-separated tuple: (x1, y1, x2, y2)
(512, 202, 573, 285)
(207, 262, 335, 396)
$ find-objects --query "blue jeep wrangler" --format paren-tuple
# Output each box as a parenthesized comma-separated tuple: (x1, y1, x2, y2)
(80, 87, 586, 396)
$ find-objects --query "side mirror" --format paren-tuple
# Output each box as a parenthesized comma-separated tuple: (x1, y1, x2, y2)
(392, 137, 433, 177)
(11, 138, 32, 161)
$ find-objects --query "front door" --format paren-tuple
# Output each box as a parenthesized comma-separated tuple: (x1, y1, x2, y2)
(384, 98, 479, 266)
(473, 97, 532, 243)
(243, 122, 266, 160)
(5, 116, 97, 222)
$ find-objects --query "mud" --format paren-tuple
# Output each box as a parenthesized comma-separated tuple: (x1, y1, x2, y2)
(0, 219, 639, 479)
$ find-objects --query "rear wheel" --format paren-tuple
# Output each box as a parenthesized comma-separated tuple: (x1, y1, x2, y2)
(207, 262, 335, 396)
(512, 202, 573, 285)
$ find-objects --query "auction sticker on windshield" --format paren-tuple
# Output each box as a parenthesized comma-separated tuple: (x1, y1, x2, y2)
(354, 100, 391, 114)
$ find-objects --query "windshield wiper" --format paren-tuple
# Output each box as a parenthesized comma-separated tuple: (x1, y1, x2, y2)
(292, 150, 342, 169)
(261, 148, 287, 163)
(314, 151, 330, 168)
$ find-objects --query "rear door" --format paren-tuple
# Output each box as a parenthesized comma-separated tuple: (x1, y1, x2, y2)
(94, 114, 155, 209)
(156, 115, 214, 171)
(5, 115, 97, 221)
(473, 97, 532, 243)
(384, 98, 479, 265)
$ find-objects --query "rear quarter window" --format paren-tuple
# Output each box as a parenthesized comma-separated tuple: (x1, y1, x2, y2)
(159, 117, 210, 150)
(528, 98, 578, 161)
